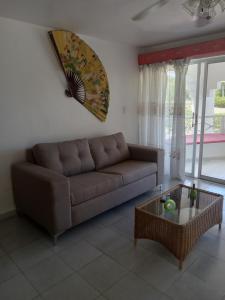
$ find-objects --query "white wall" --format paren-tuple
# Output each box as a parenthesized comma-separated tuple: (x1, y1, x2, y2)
(139, 31, 225, 54)
(0, 17, 139, 216)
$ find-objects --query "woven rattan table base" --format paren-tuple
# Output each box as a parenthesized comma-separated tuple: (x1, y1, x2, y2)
(134, 185, 223, 269)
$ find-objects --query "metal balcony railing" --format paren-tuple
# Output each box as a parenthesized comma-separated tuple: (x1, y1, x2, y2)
(185, 115, 225, 135)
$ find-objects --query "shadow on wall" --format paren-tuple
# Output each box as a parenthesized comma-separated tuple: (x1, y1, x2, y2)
(0, 149, 26, 216)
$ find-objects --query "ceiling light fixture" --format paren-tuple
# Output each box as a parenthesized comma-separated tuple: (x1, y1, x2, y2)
(183, 0, 225, 20)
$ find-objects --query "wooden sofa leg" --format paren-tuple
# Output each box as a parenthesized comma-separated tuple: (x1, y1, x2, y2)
(53, 234, 59, 246)
(16, 210, 24, 217)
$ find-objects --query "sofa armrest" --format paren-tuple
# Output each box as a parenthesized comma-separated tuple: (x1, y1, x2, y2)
(128, 144, 164, 185)
(11, 162, 72, 236)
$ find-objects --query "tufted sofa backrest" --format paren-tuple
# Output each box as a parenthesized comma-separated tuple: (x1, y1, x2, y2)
(89, 132, 130, 170)
(33, 139, 95, 176)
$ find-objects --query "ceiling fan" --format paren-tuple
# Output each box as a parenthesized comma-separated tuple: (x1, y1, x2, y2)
(132, 0, 225, 26)
(132, 0, 169, 21)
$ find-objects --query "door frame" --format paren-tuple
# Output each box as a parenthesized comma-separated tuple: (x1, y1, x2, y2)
(192, 62, 201, 177)
(198, 56, 225, 184)
(185, 62, 201, 178)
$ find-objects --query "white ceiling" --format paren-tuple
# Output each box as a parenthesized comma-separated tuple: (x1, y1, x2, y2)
(0, 0, 225, 47)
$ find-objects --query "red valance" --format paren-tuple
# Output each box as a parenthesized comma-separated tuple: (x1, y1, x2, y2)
(138, 38, 225, 65)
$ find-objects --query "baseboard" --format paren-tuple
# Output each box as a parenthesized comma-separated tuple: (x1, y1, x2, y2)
(0, 209, 16, 221)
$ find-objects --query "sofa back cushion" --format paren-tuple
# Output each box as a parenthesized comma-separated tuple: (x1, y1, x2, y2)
(89, 132, 130, 170)
(33, 139, 95, 176)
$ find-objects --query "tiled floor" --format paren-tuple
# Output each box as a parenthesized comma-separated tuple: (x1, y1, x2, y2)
(186, 157, 225, 180)
(201, 158, 225, 181)
(1, 178, 225, 299)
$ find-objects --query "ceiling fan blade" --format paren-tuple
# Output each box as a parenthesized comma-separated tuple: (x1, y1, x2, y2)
(194, 16, 213, 27)
(132, 0, 169, 21)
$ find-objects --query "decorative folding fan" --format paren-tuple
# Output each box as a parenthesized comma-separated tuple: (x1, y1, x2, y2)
(49, 30, 110, 122)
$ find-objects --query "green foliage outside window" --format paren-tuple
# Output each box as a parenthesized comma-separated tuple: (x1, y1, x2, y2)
(214, 82, 225, 108)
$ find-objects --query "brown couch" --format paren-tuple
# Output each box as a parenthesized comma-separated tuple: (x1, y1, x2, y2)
(11, 132, 164, 242)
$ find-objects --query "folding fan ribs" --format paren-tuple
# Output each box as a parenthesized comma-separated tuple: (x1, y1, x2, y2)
(65, 70, 86, 103)
(48, 30, 110, 122)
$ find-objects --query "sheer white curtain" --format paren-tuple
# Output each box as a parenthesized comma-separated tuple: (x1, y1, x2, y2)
(138, 63, 167, 147)
(170, 60, 189, 179)
(138, 59, 189, 180)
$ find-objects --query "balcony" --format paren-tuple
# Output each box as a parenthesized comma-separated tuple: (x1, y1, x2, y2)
(185, 115, 225, 180)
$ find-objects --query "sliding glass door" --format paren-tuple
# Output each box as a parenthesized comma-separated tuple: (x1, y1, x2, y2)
(185, 63, 200, 177)
(199, 59, 225, 183)
(185, 56, 225, 183)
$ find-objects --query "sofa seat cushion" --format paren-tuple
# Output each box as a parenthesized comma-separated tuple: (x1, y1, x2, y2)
(99, 160, 157, 185)
(70, 172, 123, 206)
(33, 139, 95, 176)
(89, 132, 130, 170)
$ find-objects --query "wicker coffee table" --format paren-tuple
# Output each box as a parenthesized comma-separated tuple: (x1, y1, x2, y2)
(134, 184, 223, 269)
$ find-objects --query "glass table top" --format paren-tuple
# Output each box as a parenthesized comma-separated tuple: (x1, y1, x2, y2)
(139, 184, 222, 225)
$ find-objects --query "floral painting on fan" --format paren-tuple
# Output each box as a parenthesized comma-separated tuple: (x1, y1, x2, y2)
(49, 30, 110, 122)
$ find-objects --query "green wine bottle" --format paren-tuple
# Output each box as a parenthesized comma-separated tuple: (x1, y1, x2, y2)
(189, 184, 197, 207)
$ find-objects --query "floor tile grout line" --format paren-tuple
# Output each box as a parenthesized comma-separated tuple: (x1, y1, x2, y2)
(0, 234, 44, 255)
(1, 218, 133, 289)
(27, 268, 76, 297)
(0, 242, 8, 257)
(8, 239, 56, 271)
(81, 270, 130, 297)
(55, 246, 104, 273)
(74, 241, 171, 298)
(9, 250, 77, 297)
(96, 241, 153, 271)
(0, 267, 20, 288)
(0, 257, 42, 298)
(74, 217, 192, 281)
(66, 238, 137, 295)
(41, 270, 100, 298)
(7, 251, 46, 297)
(0, 240, 47, 289)
(81, 238, 133, 263)
(82, 234, 131, 255)
(196, 244, 225, 263)
(8, 238, 56, 259)
(41, 236, 86, 255)
(131, 264, 182, 296)
(174, 267, 225, 299)
(99, 270, 168, 299)
(182, 250, 225, 299)
(56, 230, 149, 276)
(185, 261, 225, 288)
